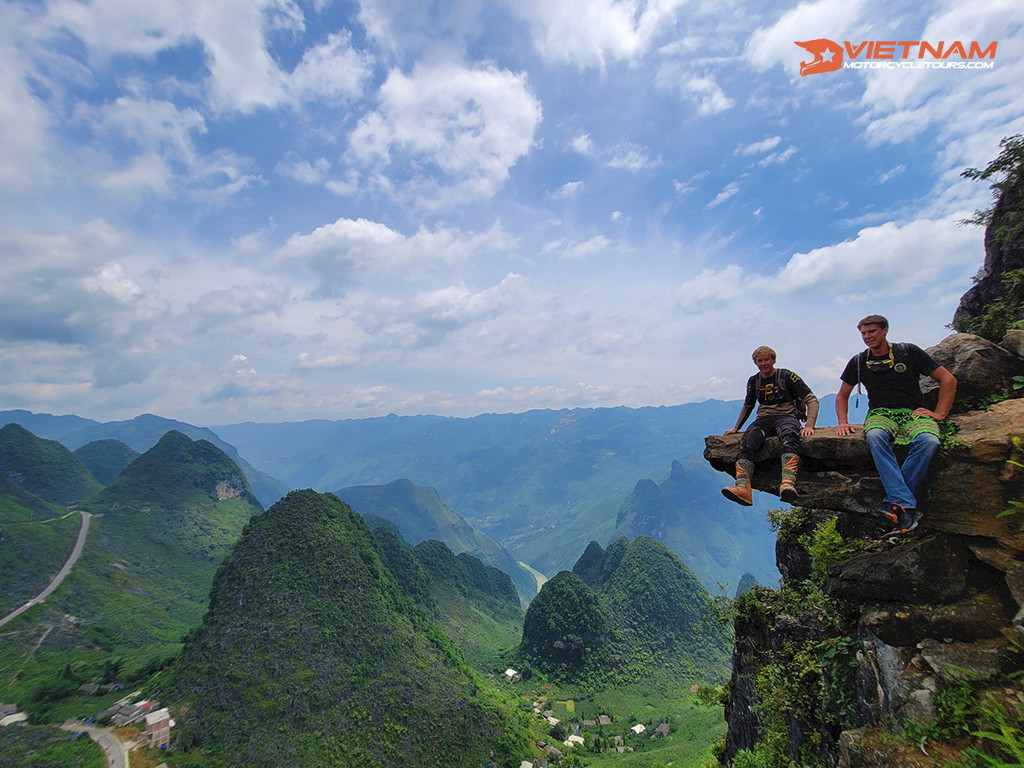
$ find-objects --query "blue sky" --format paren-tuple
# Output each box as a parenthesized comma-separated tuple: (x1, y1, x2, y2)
(1, 0, 1021, 424)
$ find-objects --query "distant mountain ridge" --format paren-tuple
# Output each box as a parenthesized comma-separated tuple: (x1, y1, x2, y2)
(0, 411, 287, 509)
(72, 439, 141, 485)
(0, 423, 103, 505)
(338, 479, 537, 599)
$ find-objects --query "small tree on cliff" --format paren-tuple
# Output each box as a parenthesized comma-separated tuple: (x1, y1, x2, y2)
(954, 131, 1024, 339)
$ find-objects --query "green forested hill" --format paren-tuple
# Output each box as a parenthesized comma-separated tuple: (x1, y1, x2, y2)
(0, 424, 103, 505)
(171, 490, 532, 768)
(613, 458, 778, 591)
(0, 430, 263, 708)
(72, 439, 140, 485)
(339, 478, 537, 599)
(519, 536, 729, 686)
(368, 525, 524, 668)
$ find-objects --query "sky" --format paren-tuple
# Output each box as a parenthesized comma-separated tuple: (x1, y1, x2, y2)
(1, 0, 1022, 426)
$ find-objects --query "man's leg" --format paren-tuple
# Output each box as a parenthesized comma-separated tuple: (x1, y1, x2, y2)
(775, 417, 802, 503)
(900, 432, 941, 495)
(864, 427, 917, 509)
(723, 423, 766, 506)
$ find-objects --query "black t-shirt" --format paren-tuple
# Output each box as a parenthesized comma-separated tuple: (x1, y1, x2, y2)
(839, 342, 939, 410)
(744, 368, 813, 410)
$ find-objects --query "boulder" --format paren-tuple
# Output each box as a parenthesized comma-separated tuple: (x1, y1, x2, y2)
(923, 332, 1024, 402)
(1000, 328, 1024, 358)
(827, 536, 972, 605)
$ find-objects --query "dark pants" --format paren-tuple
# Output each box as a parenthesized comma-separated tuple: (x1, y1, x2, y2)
(738, 415, 801, 462)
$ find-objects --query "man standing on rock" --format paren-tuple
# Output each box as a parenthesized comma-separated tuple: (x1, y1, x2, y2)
(722, 346, 819, 506)
(835, 315, 957, 534)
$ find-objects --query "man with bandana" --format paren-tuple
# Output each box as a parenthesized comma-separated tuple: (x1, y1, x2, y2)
(835, 315, 957, 534)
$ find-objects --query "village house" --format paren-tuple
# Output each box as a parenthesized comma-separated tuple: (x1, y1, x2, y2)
(652, 722, 671, 738)
(144, 707, 174, 749)
(630, 723, 646, 735)
(504, 668, 522, 683)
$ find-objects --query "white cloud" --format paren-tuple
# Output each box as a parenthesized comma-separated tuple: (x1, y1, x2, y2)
(677, 217, 980, 313)
(276, 156, 332, 185)
(737, 136, 782, 155)
(542, 236, 612, 260)
(705, 181, 740, 209)
(758, 145, 798, 166)
(42, 0, 371, 113)
(677, 264, 747, 313)
(0, 7, 52, 188)
(278, 217, 517, 294)
(607, 143, 661, 171)
(659, 70, 735, 116)
(287, 30, 374, 104)
(572, 133, 595, 155)
(555, 180, 585, 198)
(745, 0, 869, 73)
(348, 62, 542, 203)
(508, 0, 687, 68)
(879, 164, 906, 183)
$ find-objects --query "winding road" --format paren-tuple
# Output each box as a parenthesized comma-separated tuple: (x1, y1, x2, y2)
(0, 510, 91, 628)
(60, 722, 130, 768)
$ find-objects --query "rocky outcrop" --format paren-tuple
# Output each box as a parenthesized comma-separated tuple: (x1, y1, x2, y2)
(706, 345, 1024, 767)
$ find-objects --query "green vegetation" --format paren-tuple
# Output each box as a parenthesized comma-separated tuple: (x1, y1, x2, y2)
(340, 478, 536, 599)
(960, 132, 1024, 244)
(0, 479, 79, 614)
(72, 439, 140, 485)
(0, 424, 103, 505)
(955, 130, 1024, 341)
(0, 725, 105, 768)
(518, 537, 729, 687)
(170, 490, 533, 768)
(367, 522, 524, 669)
(0, 430, 261, 718)
(514, 681, 727, 768)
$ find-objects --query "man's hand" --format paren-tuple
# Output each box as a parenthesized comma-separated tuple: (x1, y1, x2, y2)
(800, 425, 815, 437)
(835, 423, 856, 437)
(912, 407, 944, 420)
(724, 427, 739, 435)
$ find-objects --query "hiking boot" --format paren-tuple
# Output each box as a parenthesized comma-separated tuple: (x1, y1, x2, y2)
(779, 453, 799, 504)
(897, 507, 922, 533)
(722, 459, 754, 506)
(879, 504, 922, 537)
(881, 504, 900, 525)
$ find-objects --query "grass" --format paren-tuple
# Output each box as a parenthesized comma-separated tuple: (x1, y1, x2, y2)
(518, 679, 726, 768)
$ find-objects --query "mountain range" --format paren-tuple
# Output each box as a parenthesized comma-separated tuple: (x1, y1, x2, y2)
(3, 399, 807, 593)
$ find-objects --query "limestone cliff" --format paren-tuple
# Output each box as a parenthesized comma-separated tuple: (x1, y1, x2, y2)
(705, 344, 1024, 766)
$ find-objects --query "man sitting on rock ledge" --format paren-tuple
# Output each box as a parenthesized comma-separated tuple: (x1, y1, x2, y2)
(835, 314, 957, 535)
(722, 346, 819, 506)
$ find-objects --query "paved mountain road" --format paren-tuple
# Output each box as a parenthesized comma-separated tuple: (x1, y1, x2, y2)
(0, 510, 91, 628)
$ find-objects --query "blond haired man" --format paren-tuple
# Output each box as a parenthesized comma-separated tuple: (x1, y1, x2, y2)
(722, 346, 819, 505)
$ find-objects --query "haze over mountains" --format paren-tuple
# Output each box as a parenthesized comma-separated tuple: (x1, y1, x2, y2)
(2, 398, 806, 593)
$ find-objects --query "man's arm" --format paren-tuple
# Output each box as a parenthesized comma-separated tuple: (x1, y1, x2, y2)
(835, 381, 855, 436)
(800, 393, 820, 437)
(914, 366, 957, 420)
(724, 403, 753, 435)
